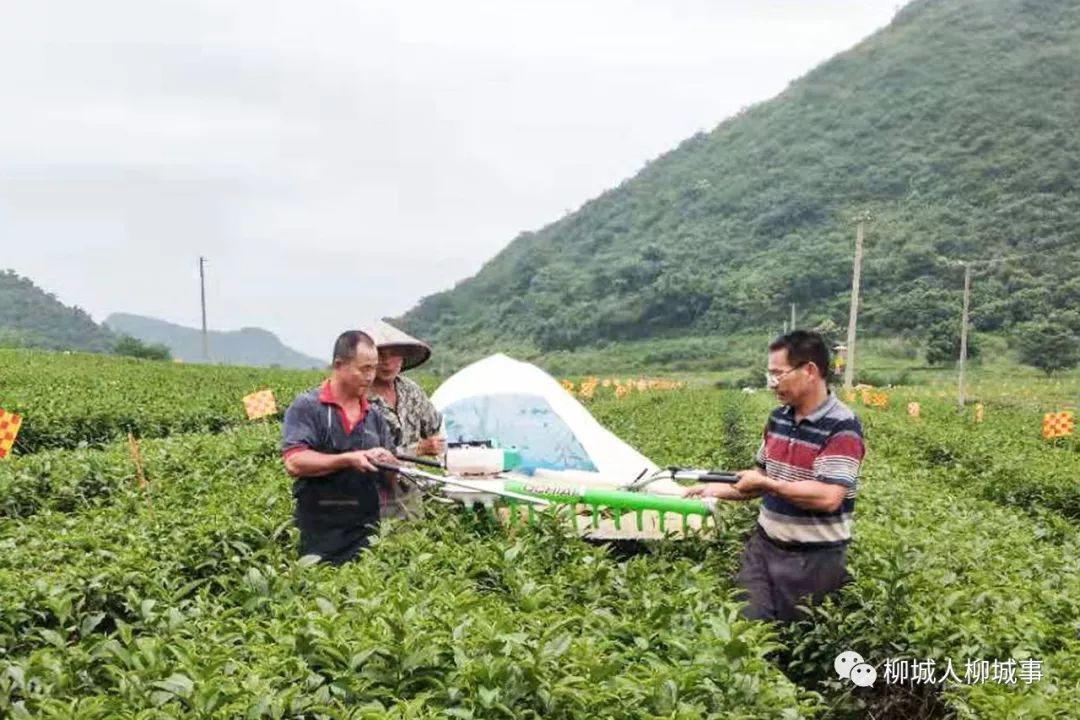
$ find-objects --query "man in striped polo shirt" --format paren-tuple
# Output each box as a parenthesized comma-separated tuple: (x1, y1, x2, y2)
(687, 330, 865, 622)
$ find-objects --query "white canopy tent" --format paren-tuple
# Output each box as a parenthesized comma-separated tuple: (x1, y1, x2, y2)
(431, 354, 682, 495)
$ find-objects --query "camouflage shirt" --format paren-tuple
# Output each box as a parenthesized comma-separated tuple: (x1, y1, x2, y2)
(368, 375, 442, 455)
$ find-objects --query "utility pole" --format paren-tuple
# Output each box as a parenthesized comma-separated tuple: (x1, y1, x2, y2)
(957, 262, 972, 409)
(199, 256, 209, 362)
(790, 303, 797, 331)
(843, 219, 865, 391)
(944, 245, 1064, 409)
(941, 253, 1015, 410)
(946, 253, 1014, 410)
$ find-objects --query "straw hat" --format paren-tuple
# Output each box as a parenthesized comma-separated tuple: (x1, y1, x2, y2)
(363, 320, 432, 371)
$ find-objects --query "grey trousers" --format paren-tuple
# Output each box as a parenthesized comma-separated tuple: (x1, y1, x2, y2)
(735, 526, 851, 622)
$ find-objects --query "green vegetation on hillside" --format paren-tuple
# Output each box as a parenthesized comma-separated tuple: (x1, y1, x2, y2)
(0, 270, 115, 352)
(401, 0, 1080, 355)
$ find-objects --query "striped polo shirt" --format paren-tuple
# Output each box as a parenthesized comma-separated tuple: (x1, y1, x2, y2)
(753, 392, 865, 549)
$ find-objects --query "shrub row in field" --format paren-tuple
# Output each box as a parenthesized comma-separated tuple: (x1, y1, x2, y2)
(0, 423, 282, 520)
(1, 426, 821, 719)
(600, 389, 1080, 718)
(885, 397, 1080, 521)
(6, 379, 1078, 718)
(0, 349, 321, 452)
(785, 399, 1080, 718)
(1, 350, 443, 454)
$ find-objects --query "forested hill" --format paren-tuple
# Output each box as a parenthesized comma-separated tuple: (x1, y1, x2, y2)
(399, 0, 1080, 351)
(0, 270, 116, 352)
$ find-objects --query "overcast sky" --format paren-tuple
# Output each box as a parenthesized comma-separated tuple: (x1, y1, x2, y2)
(1, 0, 907, 359)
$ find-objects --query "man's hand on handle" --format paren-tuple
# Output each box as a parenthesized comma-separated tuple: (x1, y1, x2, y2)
(347, 447, 399, 472)
(683, 469, 768, 500)
(684, 483, 730, 498)
(733, 469, 771, 497)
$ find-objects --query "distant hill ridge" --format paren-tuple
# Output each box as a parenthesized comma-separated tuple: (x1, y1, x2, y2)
(105, 313, 325, 369)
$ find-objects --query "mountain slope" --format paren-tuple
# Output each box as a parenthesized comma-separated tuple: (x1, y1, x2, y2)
(105, 313, 324, 369)
(0, 270, 116, 352)
(400, 0, 1080, 350)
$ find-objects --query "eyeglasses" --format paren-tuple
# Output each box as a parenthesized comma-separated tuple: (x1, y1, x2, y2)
(765, 362, 806, 387)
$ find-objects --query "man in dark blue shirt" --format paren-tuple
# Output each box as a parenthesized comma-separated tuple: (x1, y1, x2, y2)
(282, 330, 397, 564)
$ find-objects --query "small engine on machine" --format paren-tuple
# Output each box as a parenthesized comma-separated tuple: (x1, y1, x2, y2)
(442, 440, 522, 477)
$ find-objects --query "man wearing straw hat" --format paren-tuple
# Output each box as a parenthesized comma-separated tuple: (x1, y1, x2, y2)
(364, 320, 445, 520)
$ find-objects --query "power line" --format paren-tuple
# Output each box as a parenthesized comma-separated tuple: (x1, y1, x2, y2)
(942, 236, 1079, 272)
